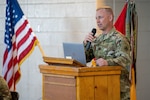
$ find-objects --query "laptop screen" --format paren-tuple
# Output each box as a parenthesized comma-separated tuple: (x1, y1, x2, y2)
(63, 42, 87, 65)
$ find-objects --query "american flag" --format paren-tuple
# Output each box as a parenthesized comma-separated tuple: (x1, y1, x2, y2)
(3, 0, 38, 91)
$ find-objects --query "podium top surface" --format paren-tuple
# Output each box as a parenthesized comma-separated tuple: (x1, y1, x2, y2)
(39, 64, 122, 76)
(43, 56, 85, 67)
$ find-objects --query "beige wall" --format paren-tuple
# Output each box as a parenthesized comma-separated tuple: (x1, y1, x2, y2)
(0, 0, 150, 100)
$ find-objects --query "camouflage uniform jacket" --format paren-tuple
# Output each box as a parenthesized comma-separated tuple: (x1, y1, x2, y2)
(85, 27, 131, 99)
(0, 76, 12, 100)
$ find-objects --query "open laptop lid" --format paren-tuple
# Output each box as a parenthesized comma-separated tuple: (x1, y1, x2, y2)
(63, 42, 86, 65)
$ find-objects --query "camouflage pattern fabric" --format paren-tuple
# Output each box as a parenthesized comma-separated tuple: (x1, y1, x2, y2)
(0, 76, 12, 100)
(84, 27, 131, 100)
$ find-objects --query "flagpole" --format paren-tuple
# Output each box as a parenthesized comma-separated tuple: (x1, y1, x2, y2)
(37, 42, 46, 57)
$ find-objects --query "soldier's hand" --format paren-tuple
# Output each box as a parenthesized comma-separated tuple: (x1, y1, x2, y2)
(96, 58, 108, 67)
(83, 32, 95, 45)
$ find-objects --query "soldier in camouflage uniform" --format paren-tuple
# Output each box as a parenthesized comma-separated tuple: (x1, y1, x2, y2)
(84, 7, 131, 100)
(0, 76, 12, 100)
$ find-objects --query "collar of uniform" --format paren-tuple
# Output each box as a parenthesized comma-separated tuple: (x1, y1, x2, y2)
(102, 27, 116, 40)
(92, 27, 116, 44)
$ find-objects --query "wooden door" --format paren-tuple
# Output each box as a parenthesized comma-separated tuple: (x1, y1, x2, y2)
(76, 76, 95, 100)
(94, 75, 120, 100)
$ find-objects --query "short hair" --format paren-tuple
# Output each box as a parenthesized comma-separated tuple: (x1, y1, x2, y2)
(96, 6, 114, 21)
(96, 6, 112, 11)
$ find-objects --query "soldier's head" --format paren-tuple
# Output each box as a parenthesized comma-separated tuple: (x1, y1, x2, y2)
(96, 6, 114, 33)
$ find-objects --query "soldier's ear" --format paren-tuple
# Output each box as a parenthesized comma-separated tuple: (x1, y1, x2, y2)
(109, 15, 113, 22)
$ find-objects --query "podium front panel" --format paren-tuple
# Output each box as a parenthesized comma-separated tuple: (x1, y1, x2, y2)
(39, 64, 121, 100)
(43, 74, 76, 100)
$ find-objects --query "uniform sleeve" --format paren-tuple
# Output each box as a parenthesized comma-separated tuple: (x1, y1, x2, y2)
(0, 76, 12, 100)
(106, 37, 131, 70)
(84, 42, 95, 62)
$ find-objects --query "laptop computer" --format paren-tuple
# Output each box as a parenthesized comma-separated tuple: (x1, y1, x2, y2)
(63, 42, 87, 65)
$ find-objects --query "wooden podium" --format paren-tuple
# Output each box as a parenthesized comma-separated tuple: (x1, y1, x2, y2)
(39, 57, 122, 100)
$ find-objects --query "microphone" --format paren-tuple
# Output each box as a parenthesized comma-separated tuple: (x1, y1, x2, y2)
(85, 28, 97, 50)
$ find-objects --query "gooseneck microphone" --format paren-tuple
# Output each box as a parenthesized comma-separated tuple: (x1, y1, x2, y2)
(85, 28, 97, 50)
